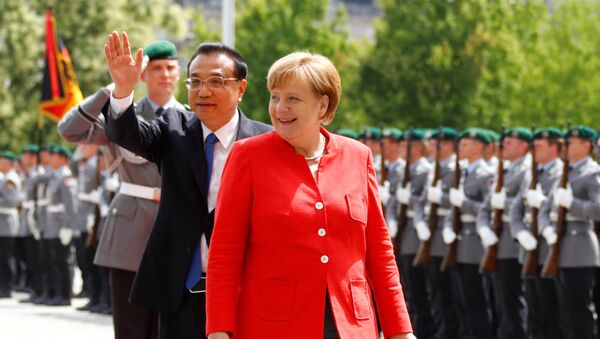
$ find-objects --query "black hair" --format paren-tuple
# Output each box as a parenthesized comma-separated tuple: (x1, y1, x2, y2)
(186, 42, 248, 79)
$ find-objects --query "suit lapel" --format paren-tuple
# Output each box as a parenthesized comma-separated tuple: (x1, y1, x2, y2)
(235, 109, 256, 141)
(185, 116, 208, 200)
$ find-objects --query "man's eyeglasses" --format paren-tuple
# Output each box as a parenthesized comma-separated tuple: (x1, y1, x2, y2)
(184, 76, 239, 90)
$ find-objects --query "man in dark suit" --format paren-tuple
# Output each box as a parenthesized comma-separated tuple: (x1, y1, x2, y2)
(103, 31, 272, 338)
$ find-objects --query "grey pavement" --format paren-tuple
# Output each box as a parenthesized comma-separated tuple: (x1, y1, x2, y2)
(0, 292, 113, 339)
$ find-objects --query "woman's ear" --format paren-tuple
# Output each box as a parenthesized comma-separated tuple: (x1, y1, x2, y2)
(318, 95, 330, 121)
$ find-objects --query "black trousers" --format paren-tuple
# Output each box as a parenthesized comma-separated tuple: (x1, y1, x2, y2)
(23, 236, 42, 295)
(159, 280, 207, 339)
(324, 290, 340, 338)
(398, 254, 434, 339)
(452, 263, 494, 339)
(491, 259, 526, 339)
(0, 237, 14, 295)
(110, 268, 158, 339)
(12, 236, 27, 288)
(42, 238, 71, 298)
(74, 232, 91, 295)
(523, 270, 563, 339)
(556, 267, 597, 339)
(424, 256, 459, 339)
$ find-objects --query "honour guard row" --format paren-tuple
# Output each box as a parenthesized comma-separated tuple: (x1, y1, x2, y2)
(347, 125, 600, 339)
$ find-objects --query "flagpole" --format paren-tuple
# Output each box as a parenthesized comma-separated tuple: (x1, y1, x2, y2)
(222, 0, 235, 47)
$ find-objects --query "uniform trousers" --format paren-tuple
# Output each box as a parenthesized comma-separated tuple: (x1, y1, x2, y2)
(523, 270, 562, 339)
(398, 254, 434, 339)
(23, 236, 42, 296)
(42, 238, 71, 298)
(158, 278, 206, 339)
(324, 290, 341, 338)
(12, 237, 27, 288)
(491, 258, 526, 339)
(556, 267, 597, 339)
(74, 232, 91, 295)
(424, 256, 459, 339)
(110, 268, 158, 339)
(0, 237, 14, 296)
(452, 263, 494, 339)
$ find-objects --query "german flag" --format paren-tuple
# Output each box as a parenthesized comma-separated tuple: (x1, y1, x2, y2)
(38, 8, 83, 122)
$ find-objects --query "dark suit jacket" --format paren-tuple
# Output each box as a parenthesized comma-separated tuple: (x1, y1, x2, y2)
(104, 104, 272, 314)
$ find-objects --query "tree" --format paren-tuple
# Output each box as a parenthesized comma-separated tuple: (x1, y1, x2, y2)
(234, 0, 360, 128)
(0, 0, 189, 150)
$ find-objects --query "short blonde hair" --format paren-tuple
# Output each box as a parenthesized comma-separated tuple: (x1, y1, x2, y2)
(267, 52, 341, 125)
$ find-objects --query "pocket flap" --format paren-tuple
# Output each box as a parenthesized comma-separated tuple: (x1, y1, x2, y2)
(346, 194, 367, 223)
(350, 279, 372, 320)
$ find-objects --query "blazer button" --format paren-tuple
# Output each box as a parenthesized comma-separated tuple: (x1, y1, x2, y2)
(318, 228, 326, 237)
(315, 202, 324, 210)
(320, 255, 329, 264)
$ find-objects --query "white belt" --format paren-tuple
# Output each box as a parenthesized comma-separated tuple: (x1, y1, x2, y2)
(119, 182, 160, 201)
(0, 207, 18, 216)
(22, 201, 34, 209)
(78, 192, 98, 204)
(502, 214, 511, 223)
(425, 206, 450, 217)
(550, 212, 587, 223)
(461, 214, 476, 223)
(524, 212, 532, 224)
(37, 199, 49, 207)
(47, 204, 65, 213)
(406, 209, 415, 218)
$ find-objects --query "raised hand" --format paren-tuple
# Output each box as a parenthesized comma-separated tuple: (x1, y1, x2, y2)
(104, 31, 143, 99)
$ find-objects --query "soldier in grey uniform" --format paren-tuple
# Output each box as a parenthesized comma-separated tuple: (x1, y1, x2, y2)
(477, 127, 532, 339)
(540, 125, 600, 339)
(16, 145, 45, 303)
(358, 127, 384, 181)
(510, 127, 564, 339)
(41, 145, 77, 306)
(394, 129, 434, 339)
(443, 128, 495, 338)
(379, 127, 405, 239)
(484, 130, 500, 172)
(0, 151, 21, 298)
(422, 127, 460, 339)
(57, 40, 183, 338)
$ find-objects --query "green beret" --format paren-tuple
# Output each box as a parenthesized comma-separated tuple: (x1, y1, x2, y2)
(566, 125, 598, 141)
(402, 128, 426, 141)
(0, 151, 18, 161)
(502, 127, 533, 142)
(52, 145, 72, 158)
(484, 129, 500, 143)
(421, 128, 436, 140)
(534, 127, 563, 140)
(22, 144, 40, 154)
(143, 40, 178, 61)
(459, 128, 490, 143)
(432, 127, 458, 141)
(381, 128, 402, 141)
(358, 127, 382, 140)
(336, 128, 358, 139)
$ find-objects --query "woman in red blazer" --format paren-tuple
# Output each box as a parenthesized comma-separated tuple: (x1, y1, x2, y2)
(206, 52, 414, 339)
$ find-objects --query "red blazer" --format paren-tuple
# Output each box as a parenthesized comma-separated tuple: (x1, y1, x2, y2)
(207, 128, 412, 338)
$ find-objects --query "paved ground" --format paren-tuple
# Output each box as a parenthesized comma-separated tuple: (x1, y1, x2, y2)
(0, 291, 113, 339)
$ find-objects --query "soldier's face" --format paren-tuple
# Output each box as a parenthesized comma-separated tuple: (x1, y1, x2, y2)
(141, 59, 180, 97)
(502, 137, 528, 161)
(568, 137, 592, 162)
(187, 53, 246, 131)
(459, 138, 484, 161)
(382, 138, 399, 159)
(534, 139, 558, 164)
(0, 158, 9, 173)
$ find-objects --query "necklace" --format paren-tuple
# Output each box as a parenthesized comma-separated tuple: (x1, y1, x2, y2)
(304, 134, 326, 161)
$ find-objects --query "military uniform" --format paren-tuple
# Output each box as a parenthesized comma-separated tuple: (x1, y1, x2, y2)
(541, 147, 600, 339)
(41, 151, 78, 305)
(0, 152, 21, 297)
(394, 129, 434, 339)
(444, 128, 495, 339)
(421, 128, 460, 339)
(511, 143, 563, 339)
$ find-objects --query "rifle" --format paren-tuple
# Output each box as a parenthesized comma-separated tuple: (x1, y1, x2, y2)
(480, 128, 506, 273)
(440, 142, 462, 271)
(414, 129, 443, 266)
(542, 127, 571, 278)
(522, 126, 539, 277)
(85, 148, 103, 247)
(393, 128, 413, 252)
